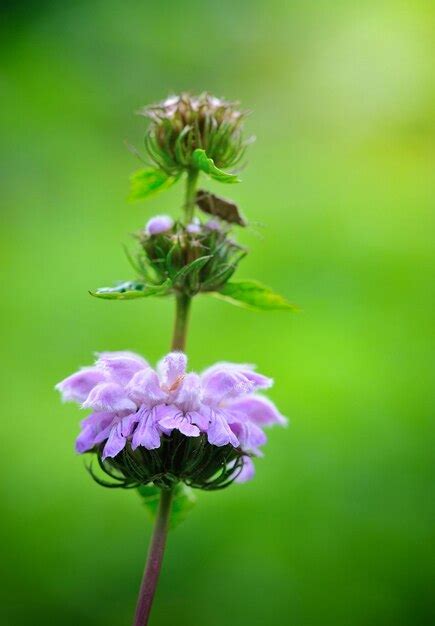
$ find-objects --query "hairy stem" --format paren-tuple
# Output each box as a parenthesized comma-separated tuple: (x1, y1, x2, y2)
(133, 488, 173, 626)
(172, 292, 191, 351)
(184, 169, 199, 223)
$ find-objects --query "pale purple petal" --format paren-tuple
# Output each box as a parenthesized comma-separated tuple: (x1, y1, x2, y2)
(206, 409, 239, 447)
(158, 352, 187, 390)
(146, 215, 174, 235)
(119, 412, 141, 438)
(96, 350, 147, 360)
(157, 405, 183, 431)
(158, 407, 201, 437)
(126, 369, 167, 406)
(229, 419, 267, 452)
(201, 369, 254, 404)
(96, 354, 148, 386)
(82, 382, 137, 413)
(131, 406, 162, 450)
(75, 412, 115, 453)
(202, 362, 273, 390)
(227, 395, 287, 426)
(235, 456, 255, 483)
(186, 218, 201, 234)
(153, 404, 179, 435)
(188, 409, 209, 432)
(102, 422, 127, 459)
(205, 219, 221, 231)
(174, 373, 202, 412)
(56, 368, 108, 404)
(178, 420, 200, 437)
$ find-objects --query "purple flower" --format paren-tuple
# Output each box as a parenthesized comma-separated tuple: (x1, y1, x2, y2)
(205, 219, 221, 232)
(56, 351, 286, 481)
(145, 215, 174, 235)
(186, 218, 201, 234)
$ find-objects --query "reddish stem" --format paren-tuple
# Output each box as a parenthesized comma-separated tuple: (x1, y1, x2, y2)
(133, 488, 173, 626)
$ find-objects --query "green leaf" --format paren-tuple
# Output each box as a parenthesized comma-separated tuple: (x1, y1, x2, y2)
(137, 483, 196, 529)
(90, 279, 171, 300)
(172, 255, 212, 284)
(212, 279, 297, 312)
(129, 167, 179, 201)
(192, 149, 240, 184)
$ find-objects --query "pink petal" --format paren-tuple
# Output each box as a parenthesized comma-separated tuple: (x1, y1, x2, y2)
(82, 382, 137, 413)
(56, 367, 108, 404)
(96, 353, 148, 386)
(227, 395, 287, 426)
(157, 352, 187, 390)
(126, 369, 167, 406)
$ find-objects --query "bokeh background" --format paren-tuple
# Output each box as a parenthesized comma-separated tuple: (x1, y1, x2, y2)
(1, 1, 434, 625)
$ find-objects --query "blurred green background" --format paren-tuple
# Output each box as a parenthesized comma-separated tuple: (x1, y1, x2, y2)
(1, 1, 434, 624)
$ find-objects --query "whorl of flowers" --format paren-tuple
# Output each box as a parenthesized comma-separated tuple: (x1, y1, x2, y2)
(56, 351, 286, 488)
(138, 92, 250, 175)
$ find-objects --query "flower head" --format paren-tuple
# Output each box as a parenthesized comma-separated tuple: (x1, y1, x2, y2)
(138, 92, 250, 176)
(145, 215, 174, 235)
(56, 351, 286, 489)
(138, 216, 246, 296)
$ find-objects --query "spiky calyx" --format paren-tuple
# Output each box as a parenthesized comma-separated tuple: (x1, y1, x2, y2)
(89, 432, 245, 491)
(138, 93, 250, 176)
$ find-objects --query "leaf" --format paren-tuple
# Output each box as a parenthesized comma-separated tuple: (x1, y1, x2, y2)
(137, 483, 196, 529)
(192, 149, 240, 184)
(212, 279, 297, 312)
(90, 279, 171, 300)
(129, 167, 179, 201)
(196, 190, 246, 226)
(172, 255, 212, 284)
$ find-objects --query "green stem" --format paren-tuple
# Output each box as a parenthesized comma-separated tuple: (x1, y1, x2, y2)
(183, 169, 199, 223)
(172, 292, 191, 351)
(133, 488, 174, 626)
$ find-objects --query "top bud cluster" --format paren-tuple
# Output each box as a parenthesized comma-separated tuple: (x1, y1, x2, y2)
(93, 92, 294, 312)
(137, 92, 250, 177)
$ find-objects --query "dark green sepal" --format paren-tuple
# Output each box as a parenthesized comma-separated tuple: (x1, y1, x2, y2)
(87, 433, 245, 492)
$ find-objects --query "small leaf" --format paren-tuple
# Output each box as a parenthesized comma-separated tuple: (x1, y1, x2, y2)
(196, 190, 246, 226)
(212, 279, 297, 312)
(129, 167, 179, 201)
(192, 149, 240, 184)
(172, 255, 212, 284)
(90, 279, 171, 300)
(137, 483, 196, 529)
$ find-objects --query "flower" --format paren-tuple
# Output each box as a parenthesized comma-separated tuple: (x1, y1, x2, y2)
(186, 217, 201, 234)
(56, 351, 286, 488)
(145, 215, 174, 235)
(138, 92, 250, 175)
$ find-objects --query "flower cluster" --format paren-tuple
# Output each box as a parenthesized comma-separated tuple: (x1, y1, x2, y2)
(138, 92, 249, 175)
(56, 351, 286, 487)
(138, 215, 246, 296)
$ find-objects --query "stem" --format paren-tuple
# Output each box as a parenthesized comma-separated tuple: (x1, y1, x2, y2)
(133, 488, 174, 626)
(172, 292, 191, 351)
(184, 169, 199, 223)
(133, 171, 196, 626)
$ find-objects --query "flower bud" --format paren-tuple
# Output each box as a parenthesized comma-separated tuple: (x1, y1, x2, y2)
(138, 92, 250, 175)
(146, 215, 174, 235)
(138, 220, 247, 295)
(186, 217, 201, 234)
